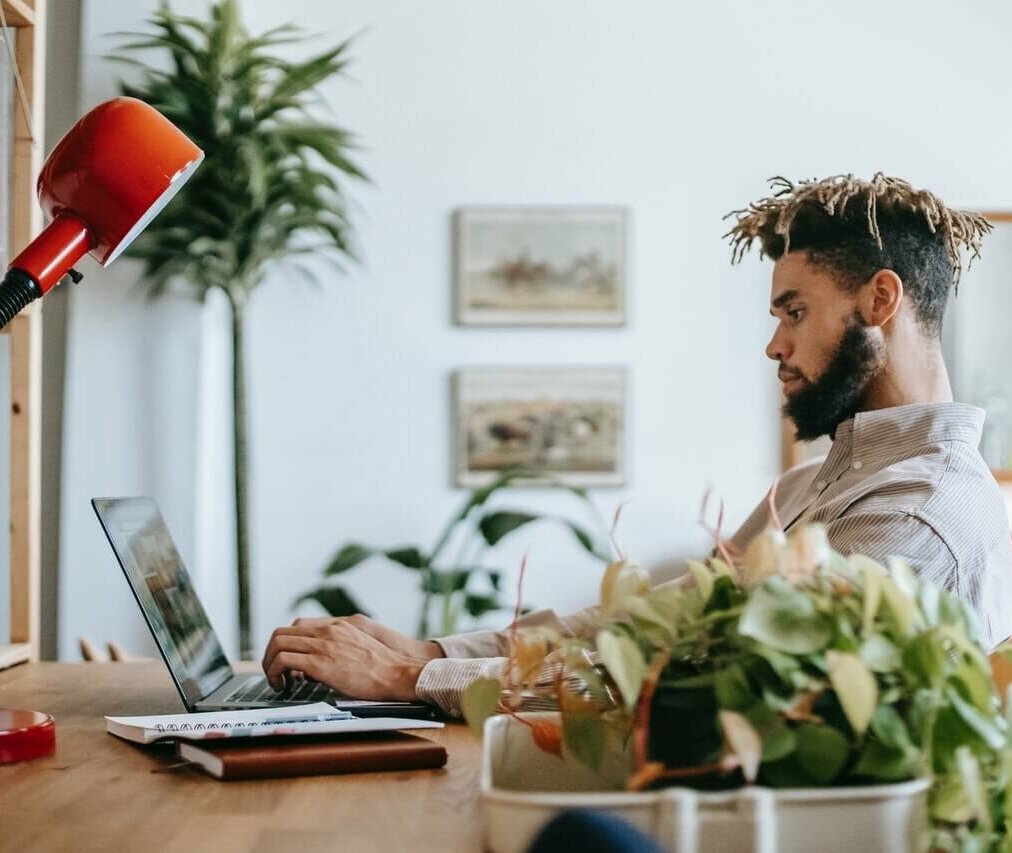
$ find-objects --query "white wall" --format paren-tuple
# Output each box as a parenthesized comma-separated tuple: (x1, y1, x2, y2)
(58, 0, 1012, 660)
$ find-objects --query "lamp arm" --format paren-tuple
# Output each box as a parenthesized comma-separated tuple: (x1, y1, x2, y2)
(0, 214, 91, 329)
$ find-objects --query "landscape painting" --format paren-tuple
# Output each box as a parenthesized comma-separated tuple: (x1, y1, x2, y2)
(454, 207, 627, 325)
(454, 367, 626, 487)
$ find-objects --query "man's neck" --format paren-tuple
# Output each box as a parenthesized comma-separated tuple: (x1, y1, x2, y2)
(861, 345, 953, 411)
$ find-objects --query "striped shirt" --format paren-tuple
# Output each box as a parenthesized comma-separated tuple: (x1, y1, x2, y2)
(416, 402, 1012, 716)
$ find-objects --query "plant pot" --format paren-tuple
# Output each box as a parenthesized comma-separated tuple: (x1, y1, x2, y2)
(481, 713, 929, 853)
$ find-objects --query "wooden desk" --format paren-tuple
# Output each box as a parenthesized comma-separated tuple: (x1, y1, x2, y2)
(0, 663, 484, 852)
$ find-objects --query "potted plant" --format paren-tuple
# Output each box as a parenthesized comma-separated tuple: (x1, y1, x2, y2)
(465, 519, 1012, 851)
(296, 469, 611, 638)
(108, 0, 366, 658)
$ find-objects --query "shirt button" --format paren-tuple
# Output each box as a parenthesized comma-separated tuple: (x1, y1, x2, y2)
(852, 461, 863, 470)
(815, 480, 827, 490)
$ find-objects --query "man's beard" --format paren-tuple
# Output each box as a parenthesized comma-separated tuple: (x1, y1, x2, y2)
(783, 317, 884, 442)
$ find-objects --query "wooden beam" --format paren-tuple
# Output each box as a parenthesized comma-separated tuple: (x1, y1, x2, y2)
(0, 0, 34, 28)
(8, 0, 44, 661)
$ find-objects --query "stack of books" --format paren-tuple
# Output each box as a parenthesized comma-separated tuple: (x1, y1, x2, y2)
(105, 703, 447, 781)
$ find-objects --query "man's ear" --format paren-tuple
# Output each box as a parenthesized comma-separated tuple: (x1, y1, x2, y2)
(858, 269, 903, 327)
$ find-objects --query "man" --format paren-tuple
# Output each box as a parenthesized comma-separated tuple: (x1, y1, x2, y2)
(263, 173, 1012, 716)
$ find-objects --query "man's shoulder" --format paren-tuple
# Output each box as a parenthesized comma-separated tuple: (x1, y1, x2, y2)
(846, 441, 1008, 553)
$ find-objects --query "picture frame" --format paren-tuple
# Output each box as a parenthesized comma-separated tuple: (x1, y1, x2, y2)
(453, 366, 627, 487)
(454, 206, 628, 326)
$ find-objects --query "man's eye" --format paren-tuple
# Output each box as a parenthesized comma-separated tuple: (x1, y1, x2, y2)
(788, 309, 804, 323)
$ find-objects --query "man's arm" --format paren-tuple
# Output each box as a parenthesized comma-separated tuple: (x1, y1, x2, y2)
(435, 604, 602, 658)
(260, 604, 605, 712)
(822, 508, 958, 590)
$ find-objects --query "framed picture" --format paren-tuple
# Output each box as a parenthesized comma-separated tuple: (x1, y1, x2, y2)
(453, 367, 627, 487)
(454, 206, 628, 326)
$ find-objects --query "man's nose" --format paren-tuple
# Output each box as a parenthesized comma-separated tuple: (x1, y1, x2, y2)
(766, 327, 791, 362)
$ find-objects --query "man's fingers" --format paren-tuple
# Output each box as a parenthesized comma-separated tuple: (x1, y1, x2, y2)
(265, 650, 322, 690)
(292, 617, 333, 628)
(263, 635, 327, 688)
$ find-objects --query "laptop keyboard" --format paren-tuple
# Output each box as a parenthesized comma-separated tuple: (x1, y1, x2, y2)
(225, 676, 337, 705)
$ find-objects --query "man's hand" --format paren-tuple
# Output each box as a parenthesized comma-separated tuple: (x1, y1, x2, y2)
(261, 615, 445, 702)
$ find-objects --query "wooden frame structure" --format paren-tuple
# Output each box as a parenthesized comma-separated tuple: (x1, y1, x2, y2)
(1, 0, 44, 668)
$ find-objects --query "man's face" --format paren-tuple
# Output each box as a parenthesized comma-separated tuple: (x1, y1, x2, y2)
(767, 252, 884, 440)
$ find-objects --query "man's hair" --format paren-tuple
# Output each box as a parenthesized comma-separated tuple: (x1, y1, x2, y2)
(723, 173, 992, 337)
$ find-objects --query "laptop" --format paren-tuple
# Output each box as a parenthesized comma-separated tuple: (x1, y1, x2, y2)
(92, 497, 434, 718)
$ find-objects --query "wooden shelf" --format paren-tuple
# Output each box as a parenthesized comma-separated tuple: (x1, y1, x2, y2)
(0, 0, 34, 28)
(5, 0, 43, 663)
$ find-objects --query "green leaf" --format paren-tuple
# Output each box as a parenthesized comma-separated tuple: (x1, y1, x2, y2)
(562, 713, 605, 771)
(596, 629, 647, 710)
(955, 746, 993, 833)
(714, 663, 754, 711)
(918, 581, 941, 625)
(930, 772, 976, 823)
(853, 556, 885, 633)
(826, 651, 878, 736)
(478, 511, 538, 545)
(686, 559, 714, 603)
(294, 586, 369, 617)
(463, 594, 502, 618)
(859, 635, 901, 673)
(869, 705, 915, 753)
(738, 579, 832, 654)
(461, 677, 501, 734)
(706, 574, 746, 613)
(954, 662, 996, 713)
(421, 570, 471, 594)
(880, 576, 918, 637)
(901, 632, 947, 687)
(324, 543, 373, 575)
(853, 740, 916, 781)
(561, 520, 606, 558)
(946, 688, 1006, 750)
(761, 725, 797, 762)
(795, 724, 850, 784)
(384, 547, 427, 569)
(624, 598, 676, 645)
(455, 469, 530, 522)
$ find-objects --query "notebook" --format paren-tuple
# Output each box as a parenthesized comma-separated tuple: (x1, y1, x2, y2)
(105, 702, 443, 745)
(177, 731, 449, 780)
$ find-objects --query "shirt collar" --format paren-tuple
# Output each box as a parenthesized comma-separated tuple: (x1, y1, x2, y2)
(818, 402, 985, 483)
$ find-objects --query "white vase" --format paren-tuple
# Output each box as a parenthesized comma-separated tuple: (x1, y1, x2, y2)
(481, 713, 929, 853)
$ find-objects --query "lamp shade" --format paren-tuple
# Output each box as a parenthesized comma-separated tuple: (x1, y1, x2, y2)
(0, 97, 203, 328)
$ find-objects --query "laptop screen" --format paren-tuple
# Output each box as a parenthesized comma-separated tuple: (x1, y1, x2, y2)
(92, 497, 233, 708)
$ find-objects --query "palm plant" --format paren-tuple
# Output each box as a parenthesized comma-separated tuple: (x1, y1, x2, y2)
(109, 0, 365, 658)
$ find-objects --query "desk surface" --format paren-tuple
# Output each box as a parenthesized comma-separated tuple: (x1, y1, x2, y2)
(0, 663, 483, 852)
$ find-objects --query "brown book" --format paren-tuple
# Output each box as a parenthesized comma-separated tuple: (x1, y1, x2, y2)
(176, 731, 448, 781)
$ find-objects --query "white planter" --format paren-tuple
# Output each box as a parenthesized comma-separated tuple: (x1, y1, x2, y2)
(481, 713, 930, 853)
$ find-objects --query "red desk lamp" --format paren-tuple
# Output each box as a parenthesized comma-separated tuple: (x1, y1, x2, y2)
(0, 97, 203, 764)
(0, 96, 204, 329)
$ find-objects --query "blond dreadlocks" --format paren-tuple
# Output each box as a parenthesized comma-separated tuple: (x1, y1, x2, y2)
(723, 173, 992, 293)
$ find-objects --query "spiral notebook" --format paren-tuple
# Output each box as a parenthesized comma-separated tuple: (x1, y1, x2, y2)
(106, 702, 443, 744)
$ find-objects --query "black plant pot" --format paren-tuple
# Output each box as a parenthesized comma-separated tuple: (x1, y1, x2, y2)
(644, 685, 743, 791)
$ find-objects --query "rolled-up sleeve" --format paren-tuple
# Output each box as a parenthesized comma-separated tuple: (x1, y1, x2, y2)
(415, 657, 508, 718)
